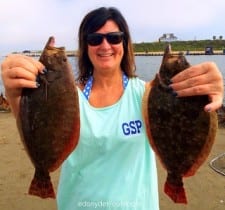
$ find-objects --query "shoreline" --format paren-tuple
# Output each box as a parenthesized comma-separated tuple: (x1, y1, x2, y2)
(3, 50, 225, 58)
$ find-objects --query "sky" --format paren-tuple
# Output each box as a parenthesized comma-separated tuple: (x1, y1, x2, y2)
(1, 0, 225, 55)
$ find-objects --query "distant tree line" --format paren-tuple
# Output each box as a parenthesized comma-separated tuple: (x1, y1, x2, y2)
(133, 39, 225, 52)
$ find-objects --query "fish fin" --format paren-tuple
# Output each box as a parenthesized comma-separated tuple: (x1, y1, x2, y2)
(142, 81, 168, 170)
(164, 181, 187, 204)
(49, 116, 80, 172)
(184, 111, 218, 177)
(28, 169, 55, 199)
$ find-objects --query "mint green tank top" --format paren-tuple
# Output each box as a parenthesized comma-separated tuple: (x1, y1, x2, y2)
(57, 78, 159, 210)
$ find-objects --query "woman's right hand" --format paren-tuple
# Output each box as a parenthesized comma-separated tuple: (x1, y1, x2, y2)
(1, 54, 45, 117)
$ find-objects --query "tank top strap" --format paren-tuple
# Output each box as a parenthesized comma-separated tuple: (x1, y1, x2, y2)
(82, 73, 129, 100)
(82, 76, 93, 100)
(122, 73, 129, 89)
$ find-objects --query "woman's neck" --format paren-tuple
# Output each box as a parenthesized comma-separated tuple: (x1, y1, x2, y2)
(92, 69, 123, 90)
(87, 69, 125, 107)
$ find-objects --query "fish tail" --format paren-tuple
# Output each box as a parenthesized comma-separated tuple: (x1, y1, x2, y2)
(164, 181, 187, 204)
(28, 169, 55, 199)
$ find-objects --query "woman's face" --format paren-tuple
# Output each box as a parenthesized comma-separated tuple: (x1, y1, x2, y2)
(87, 20, 124, 74)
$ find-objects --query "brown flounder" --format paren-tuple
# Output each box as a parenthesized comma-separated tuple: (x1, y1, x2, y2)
(143, 45, 217, 204)
(16, 37, 80, 199)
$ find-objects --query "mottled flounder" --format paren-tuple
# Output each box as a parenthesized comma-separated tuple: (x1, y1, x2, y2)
(143, 45, 217, 204)
(17, 37, 80, 198)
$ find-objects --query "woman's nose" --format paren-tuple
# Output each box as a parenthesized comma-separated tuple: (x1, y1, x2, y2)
(100, 37, 111, 47)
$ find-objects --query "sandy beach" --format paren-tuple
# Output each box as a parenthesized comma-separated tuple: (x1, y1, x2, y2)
(0, 112, 225, 210)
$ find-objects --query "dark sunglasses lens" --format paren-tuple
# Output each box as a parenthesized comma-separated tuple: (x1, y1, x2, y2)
(87, 32, 124, 46)
(87, 34, 103, 46)
(106, 33, 123, 44)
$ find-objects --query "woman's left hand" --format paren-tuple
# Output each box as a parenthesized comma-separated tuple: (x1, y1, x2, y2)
(170, 61, 224, 112)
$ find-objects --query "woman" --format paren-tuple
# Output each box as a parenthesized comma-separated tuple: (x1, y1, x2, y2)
(1, 7, 224, 210)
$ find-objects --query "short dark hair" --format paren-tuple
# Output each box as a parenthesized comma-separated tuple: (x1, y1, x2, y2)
(77, 7, 136, 85)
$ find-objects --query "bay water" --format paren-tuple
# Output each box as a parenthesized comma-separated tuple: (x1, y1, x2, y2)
(0, 55, 225, 103)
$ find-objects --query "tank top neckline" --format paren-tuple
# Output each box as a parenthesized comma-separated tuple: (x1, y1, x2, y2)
(82, 73, 129, 100)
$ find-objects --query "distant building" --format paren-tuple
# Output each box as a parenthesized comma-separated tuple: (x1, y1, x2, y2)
(205, 46, 214, 55)
(22, 50, 31, 54)
(159, 33, 178, 42)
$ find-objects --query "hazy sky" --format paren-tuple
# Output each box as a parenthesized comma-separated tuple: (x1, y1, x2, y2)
(1, 0, 225, 55)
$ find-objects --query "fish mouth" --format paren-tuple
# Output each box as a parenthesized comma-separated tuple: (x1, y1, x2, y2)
(45, 36, 55, 48)
(49, 37, 55, 47)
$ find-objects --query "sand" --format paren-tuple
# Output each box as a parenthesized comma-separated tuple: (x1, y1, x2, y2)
(0, 112, 225, 210)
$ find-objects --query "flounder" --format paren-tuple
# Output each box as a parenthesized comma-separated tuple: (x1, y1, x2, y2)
(143, 45, 217, 204)
(16, 37, 80, 198)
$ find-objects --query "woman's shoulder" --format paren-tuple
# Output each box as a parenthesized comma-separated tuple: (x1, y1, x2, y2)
(130, 77, 152, 87)
(130, 77, 145, 85)
(129, 77, 152, 96)
(130, 77, 152, 90)
(128, 77, 145, 96)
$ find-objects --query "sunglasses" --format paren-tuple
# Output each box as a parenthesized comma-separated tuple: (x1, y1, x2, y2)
(87, 32, 124, 46)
